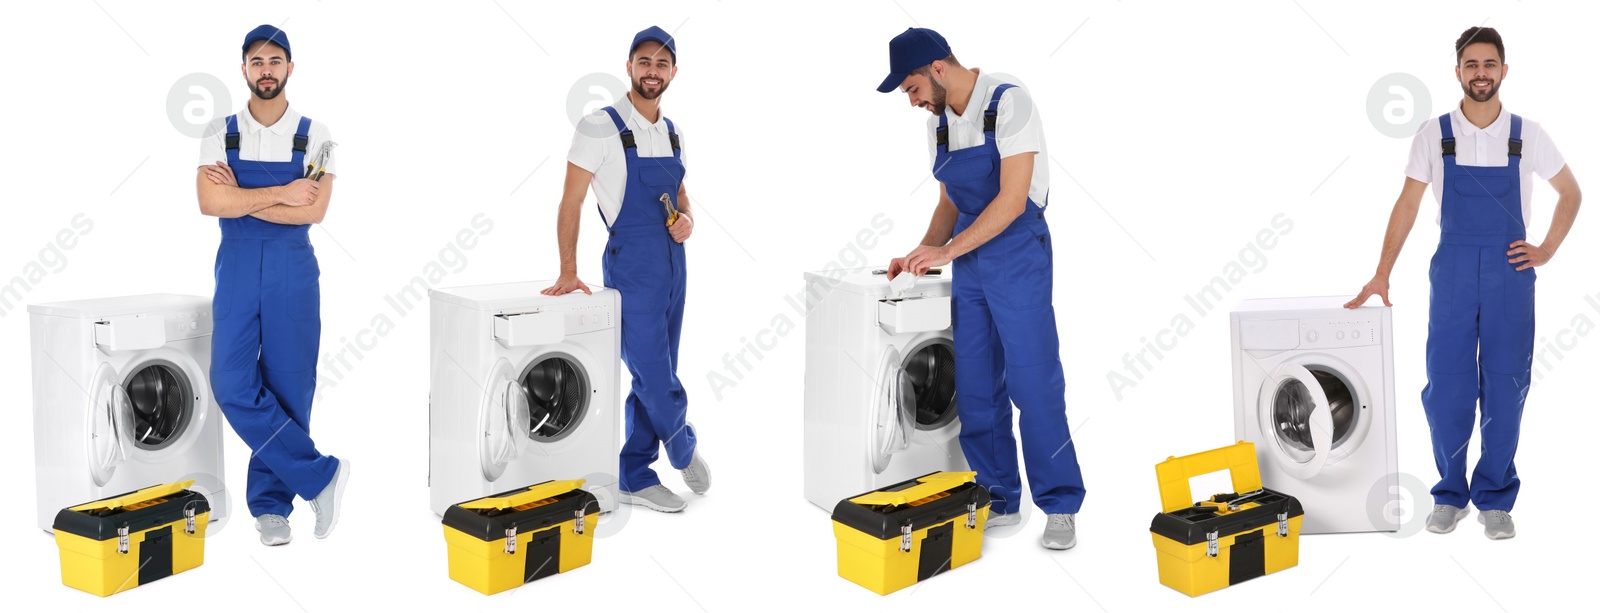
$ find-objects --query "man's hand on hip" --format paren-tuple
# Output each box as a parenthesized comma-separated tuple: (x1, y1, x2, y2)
(1507, 240, 1552, 271)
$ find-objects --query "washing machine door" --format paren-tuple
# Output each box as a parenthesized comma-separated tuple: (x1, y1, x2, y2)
(1259, 362, 1334, 479)
(870, 346, 915, 474)
(479, 358, 532, 482)
(87, 364, 130, 487)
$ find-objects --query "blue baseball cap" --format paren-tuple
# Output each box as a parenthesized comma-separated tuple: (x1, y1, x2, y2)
(630, 26, 677, 62)
(242, 24, 292, 61)
(877, 28, 952, 93)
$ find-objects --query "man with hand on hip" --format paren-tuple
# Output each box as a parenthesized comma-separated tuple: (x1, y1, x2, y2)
(1347, 27, 1580, 540)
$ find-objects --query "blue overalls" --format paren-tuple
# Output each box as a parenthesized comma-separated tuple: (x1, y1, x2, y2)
(936, 85, 1085, 516)
(598, 106, 697, 493)
(1421, 113, 1535, 512)
(211, 114, 337, 518)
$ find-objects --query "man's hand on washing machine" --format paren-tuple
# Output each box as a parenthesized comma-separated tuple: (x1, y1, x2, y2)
(1345, 276, 1392, 309)
(903, 245, 952, 277)
(542, 274, 592, 296)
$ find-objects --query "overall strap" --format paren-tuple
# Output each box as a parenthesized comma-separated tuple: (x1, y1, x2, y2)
(935, 113, 950, 154)
(663, 116, 682, 159)
(1438, 113, 1456, 167)
(224, 115, 240, 151)
(292, 116, 312, 165)
(984, 83, 1017, 137)
(601, 106, 637, 155)
(1508, 114, 1524, 161)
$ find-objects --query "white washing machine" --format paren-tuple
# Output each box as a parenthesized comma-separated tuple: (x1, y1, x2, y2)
(803, 267, 966, 511)
(428, 281, 620, 516)
(30, 294, 229, 534)
(1231, 296, 1398, 534)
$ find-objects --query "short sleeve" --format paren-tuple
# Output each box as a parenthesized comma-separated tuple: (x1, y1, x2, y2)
(1403, 122, 1434, 184)
(196, 117, 226, 168)
(1527, 122, 1566, 181)
(567, 111, 615, 174)
(994, 86, 1043, 160)
(925, 115, 940, 170)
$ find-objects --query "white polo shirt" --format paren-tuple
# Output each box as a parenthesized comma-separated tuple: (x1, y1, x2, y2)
(1404, 106, 1564, 226)
(925, 69, 1049, 208)
(197, 107, 337, 177)
(567, 96, 688, 227)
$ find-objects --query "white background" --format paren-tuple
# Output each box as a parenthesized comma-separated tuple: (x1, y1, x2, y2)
(2, 0, 1593, 610)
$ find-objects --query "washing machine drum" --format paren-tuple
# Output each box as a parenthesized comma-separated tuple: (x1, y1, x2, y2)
(479, 355, 592, 482)
(903, 341, 956, 429)
(521, 357, 589, 443)
(87, 361, 198, 487)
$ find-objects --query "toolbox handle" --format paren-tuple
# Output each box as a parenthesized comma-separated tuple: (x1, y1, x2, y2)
(849, 472, 976, 507)
(460, 479, 587, 511)
(1154, 442, 1264, 514)
(69, 480, 195, 513)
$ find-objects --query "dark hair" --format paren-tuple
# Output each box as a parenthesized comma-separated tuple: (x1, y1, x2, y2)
(1455, 27, 1504, 63)
(911, 54, 962, 77)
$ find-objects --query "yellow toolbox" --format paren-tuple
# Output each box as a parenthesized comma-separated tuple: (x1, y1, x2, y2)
(442, 479, 600, 595)
(1150, 442, 1304, 597)
(831, 471, 991, 595)
(53, 480, 211, 597)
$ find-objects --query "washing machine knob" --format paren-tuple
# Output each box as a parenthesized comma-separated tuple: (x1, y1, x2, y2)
(1306, 330, 1319, 342)
(1336, 331, 1346, 340)
(1352, 330, 1361, 339)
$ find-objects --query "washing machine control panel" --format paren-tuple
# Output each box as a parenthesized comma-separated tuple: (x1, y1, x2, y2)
(162, 310, 212, 340)
(559, 304, 615, 334)
(1297, 317, 1378, 349)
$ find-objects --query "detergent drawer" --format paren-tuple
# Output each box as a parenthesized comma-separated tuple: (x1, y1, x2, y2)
(878, 296, 951, 335)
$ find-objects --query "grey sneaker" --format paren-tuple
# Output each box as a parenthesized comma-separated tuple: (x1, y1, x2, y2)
(1479, 510, 1515, 540)
(310, 458, 351, 539)
(255, 514, 291, 546)
(681, 450, 711, 495)
(622, 484, 688, 513)
(1041, 514, 1077, 550)
(1426, 504, 1470, 534)
(986, 511, 1021, 528)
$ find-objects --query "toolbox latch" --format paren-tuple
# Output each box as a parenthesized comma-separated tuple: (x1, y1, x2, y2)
(504, 527, 518, 554)
(185, 506, 197, 535)
(117, 525, 130, 554)
(1277, 512, 1289, 537)
(966, 502, 978, 529)
(574, 509, 586, 535)
(899, 523, 914, 553)
(1205, 530, 1219, 557)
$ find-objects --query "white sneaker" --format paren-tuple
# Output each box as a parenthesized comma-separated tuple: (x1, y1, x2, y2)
(986, 511, 1021, 528)
(255, 514, 291, 546)
(1426, 504, 1469, 534)
(310, 458, 351, 539)
(622, 484, 688, 513)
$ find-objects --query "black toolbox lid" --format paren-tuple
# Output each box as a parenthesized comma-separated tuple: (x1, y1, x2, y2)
(1149, 489, 1305, 545)
(832, 472, 992, 540)
(53, 483, 211, 541)
(443, 481, 601, 542)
